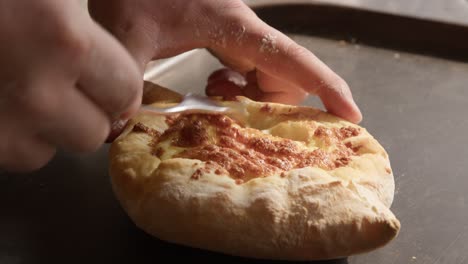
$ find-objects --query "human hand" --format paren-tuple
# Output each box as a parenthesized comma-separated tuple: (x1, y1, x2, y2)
(0, 0, 142, 172)
(89, 0, 362, 119)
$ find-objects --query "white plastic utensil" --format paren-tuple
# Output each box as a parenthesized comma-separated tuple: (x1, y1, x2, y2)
(139, 92, 248, 125)
(140, 92, 230, 115)
(138, 80, 248, 124)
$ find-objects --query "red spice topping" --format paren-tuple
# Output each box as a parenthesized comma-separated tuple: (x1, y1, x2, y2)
(314, 126, 331, 137)
(174, 119, 208, 147)
(191, 169, 203, 180)
(132, 122, 161, 137)
(152, 147, 165, 157)
(314, 126, 361, 146)
(260, 104, 273, 113)
(148, 113, 362, 183)
(334, 156, 351, 167)
(338, 127, 360, 139)
(165, 115, 180, 126)
(235, 179, 244, 185)
(345, 142, 362, 153)
(314, 126, 360, 140)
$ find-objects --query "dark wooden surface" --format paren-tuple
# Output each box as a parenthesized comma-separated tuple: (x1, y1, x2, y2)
(2, 2, 468, 264)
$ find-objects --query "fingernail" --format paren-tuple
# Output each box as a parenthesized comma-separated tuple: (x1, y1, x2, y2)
(106, 119, 129, 143)
(120, 111, 133, 120)
(350, 99, 363, 123)
(208, 69, 230, 84)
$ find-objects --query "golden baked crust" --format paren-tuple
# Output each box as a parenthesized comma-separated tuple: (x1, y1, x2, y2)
(108, 84, 400, 260)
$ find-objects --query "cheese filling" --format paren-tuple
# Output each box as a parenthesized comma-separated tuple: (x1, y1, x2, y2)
(133, 113, 361, 182)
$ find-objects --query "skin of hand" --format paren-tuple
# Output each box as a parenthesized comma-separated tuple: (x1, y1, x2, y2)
(0, 0, 142, 172)
(88, 0, 362, 122)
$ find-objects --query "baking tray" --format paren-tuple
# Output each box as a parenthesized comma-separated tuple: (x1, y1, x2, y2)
(2, 3, 468, 264)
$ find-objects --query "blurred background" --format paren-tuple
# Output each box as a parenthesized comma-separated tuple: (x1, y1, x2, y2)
(80, 0, 468, 25)
(244, 0, 468, 24)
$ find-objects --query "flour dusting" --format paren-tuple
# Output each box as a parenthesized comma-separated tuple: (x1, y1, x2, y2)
(260, 33, 279, 53)
(330, 80, 347, 98)
(315, 79, 347, 98)
(194, 27, 201, 37)
(232, 24, 246, 44)
(209, 26, 227, 48)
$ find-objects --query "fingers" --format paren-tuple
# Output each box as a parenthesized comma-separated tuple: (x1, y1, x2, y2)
(246, 26, 361, 123)
(0, 75, 113, 173)
(38, 82, 111, 153)
(78, 19, 143, 121)
(255, 70, 309, 105)
(89, 0, 362, 123)
(207, 8, 362, 123)
(206, 68, 309, 106)
(9, 76, 112, 154)
(106, 119, 129, 143)
(317, 80, 363, 124)
(0, 0, 147, 172)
